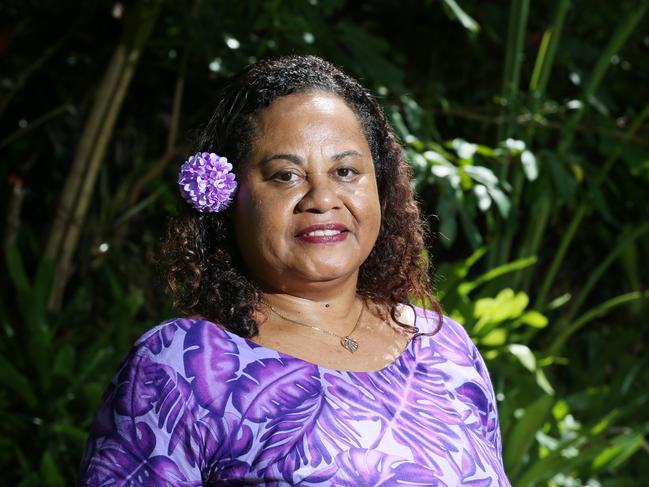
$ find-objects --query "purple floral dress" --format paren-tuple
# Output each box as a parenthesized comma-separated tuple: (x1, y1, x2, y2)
(78, 307, 510, 486)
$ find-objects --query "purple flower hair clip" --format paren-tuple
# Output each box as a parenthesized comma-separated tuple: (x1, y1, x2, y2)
(178, 152, 237, 213)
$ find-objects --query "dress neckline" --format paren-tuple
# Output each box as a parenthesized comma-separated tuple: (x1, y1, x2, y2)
(212, 304, 420, 375)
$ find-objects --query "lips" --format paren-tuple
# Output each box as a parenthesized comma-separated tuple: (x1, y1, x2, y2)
(295, 223, 349, 243)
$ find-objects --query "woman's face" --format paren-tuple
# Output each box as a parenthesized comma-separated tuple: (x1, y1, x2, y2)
(232, 91, 381, 292)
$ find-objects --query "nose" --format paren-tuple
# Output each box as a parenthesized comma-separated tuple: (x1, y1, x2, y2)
(295, 173, 342, 214)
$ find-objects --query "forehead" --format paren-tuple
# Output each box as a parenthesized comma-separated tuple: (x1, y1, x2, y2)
(250, 91, 370, 153)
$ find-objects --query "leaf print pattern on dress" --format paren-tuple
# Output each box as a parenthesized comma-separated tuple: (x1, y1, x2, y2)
(232, 357, 357, 481)
(79, 350, 202, 486)
(140, 318, 193, 356)
(149, 363, 200, 467)
(301, 448, 443, 486)
(183, 320, 240, 416)
(456, 381, 494, 439)
(194, 411, 256, 482)
(79, 312, 511, 486)
(114, 352, 159, 418)
(82, 421, 198, 487)
(233, 358, 321, 422)
(324, 344, 465, 472)
(114, 352, 200, 467)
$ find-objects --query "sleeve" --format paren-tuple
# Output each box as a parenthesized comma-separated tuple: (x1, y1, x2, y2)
(440, 315, 504, 453)
(470, 341, 503, 455)
(77, 347, 204, 487)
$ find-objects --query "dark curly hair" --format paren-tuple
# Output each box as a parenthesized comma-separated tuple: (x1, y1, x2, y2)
(161, 55, 440, 337)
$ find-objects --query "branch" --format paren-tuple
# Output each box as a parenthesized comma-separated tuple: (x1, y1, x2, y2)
(435, 106, 649, 146)
(0, 104, 74, 149)
(0, 27, 74, 118)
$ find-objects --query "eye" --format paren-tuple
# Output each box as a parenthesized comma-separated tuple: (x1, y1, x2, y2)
(335, 167, 359, 179)
(271, 170, 302, 183)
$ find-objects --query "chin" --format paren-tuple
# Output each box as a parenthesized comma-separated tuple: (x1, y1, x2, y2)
(297, 264, 360, 283)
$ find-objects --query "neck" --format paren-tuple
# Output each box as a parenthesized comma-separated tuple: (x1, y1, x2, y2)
(259, 276, 362, 331)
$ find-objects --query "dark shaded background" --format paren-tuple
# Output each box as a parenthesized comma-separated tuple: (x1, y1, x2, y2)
(2, 0, 649, 484)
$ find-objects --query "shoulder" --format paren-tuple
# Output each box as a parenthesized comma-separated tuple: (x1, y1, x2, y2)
(410, 305, 488, 376)
(112, 316, 247, 408)
(411, 305, 471, 343)
(129, 316, 237, 365)
(125, 317, 254, 413)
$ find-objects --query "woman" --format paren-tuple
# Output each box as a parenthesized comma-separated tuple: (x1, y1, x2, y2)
(79, 55, 510, 485)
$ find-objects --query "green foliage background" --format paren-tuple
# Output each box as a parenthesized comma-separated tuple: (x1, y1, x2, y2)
(1, 0, 648, 485)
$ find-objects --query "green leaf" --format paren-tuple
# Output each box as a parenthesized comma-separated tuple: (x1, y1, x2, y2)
(4, 244, 31, 295)
(508, 343, 536, 371)
(463, 165, 499, 187)
(474, 289, 528, 323)
(17, 474, 42, 487)
(473, 184, 492, 212)
(0, 353, 38, 409)
(389, 110, 410, 140)
(52, 345, 75, 379)
(520, 150, 538, 181)
(32, 258, 54, 332)
(587, 176, 614, 222)
(545, 152, 577, 201)
(40, 451, 65, 487)
(486, 186, 511, 218)
(401, 95, 422, 132)
(459, 257, 537, 295)
(504, 394, 553, 478)
(517, 310, 548, 328)
(592, 431, 645, 471)
(451, 138, 478, 161)
(552, 400, 569, 421)
(458, 204, 483, 249)
(50, 422, 89, 444)
(474, 144, 499, 157)
(515, 436, 595, 486)
(548, 291, 649, 355)
(441, 0, 480, 33)
(547, 293, 571, 310)
(437, 197, 458, 246)
(481, 328, 507, 346)
(535, 369, 555, 396)
(29, 335, 53, 392)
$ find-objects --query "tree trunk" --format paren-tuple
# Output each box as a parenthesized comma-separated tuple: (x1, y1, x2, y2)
(45, 0, 162, 311)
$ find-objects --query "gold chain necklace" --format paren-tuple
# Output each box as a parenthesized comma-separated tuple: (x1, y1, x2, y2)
(261, 300, 364, 353)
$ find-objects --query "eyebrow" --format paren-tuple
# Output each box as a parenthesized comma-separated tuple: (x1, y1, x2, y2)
(332, 150, 363, 161)
(259, 150, 363, 166)
(259, 154, 302, 166)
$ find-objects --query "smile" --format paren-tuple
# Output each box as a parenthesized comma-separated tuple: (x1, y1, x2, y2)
(296, 223, 349, 243)
(303, 229, 343, 237)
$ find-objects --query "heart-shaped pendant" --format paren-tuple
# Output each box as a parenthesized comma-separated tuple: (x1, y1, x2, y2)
(341, 336, 359, 353)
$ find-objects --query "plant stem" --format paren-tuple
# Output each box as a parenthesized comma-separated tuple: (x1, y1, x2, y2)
(560, 223, 649, 328)
(535, 101, 649, 306)
(497, 0, 530, 158)
(530, 0, 569, 95)
(490, 0, 529, 269)
(547, 291, 649, 355)
(522, 4, 648, 303)
(517, 194, 551, 292)
(45, 0, 163, 311)
(525, 0, 569, 143)
(557, 4, 648, 156)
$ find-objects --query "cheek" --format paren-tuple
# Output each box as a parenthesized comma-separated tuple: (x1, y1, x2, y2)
(364, 192, 382, 250)
(233, 184, 266, 248)
(369, 200, 382, 242)
(353, 185, 382, 232)
(234, 189, 292, 253)
(256, 202, 289, 242)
